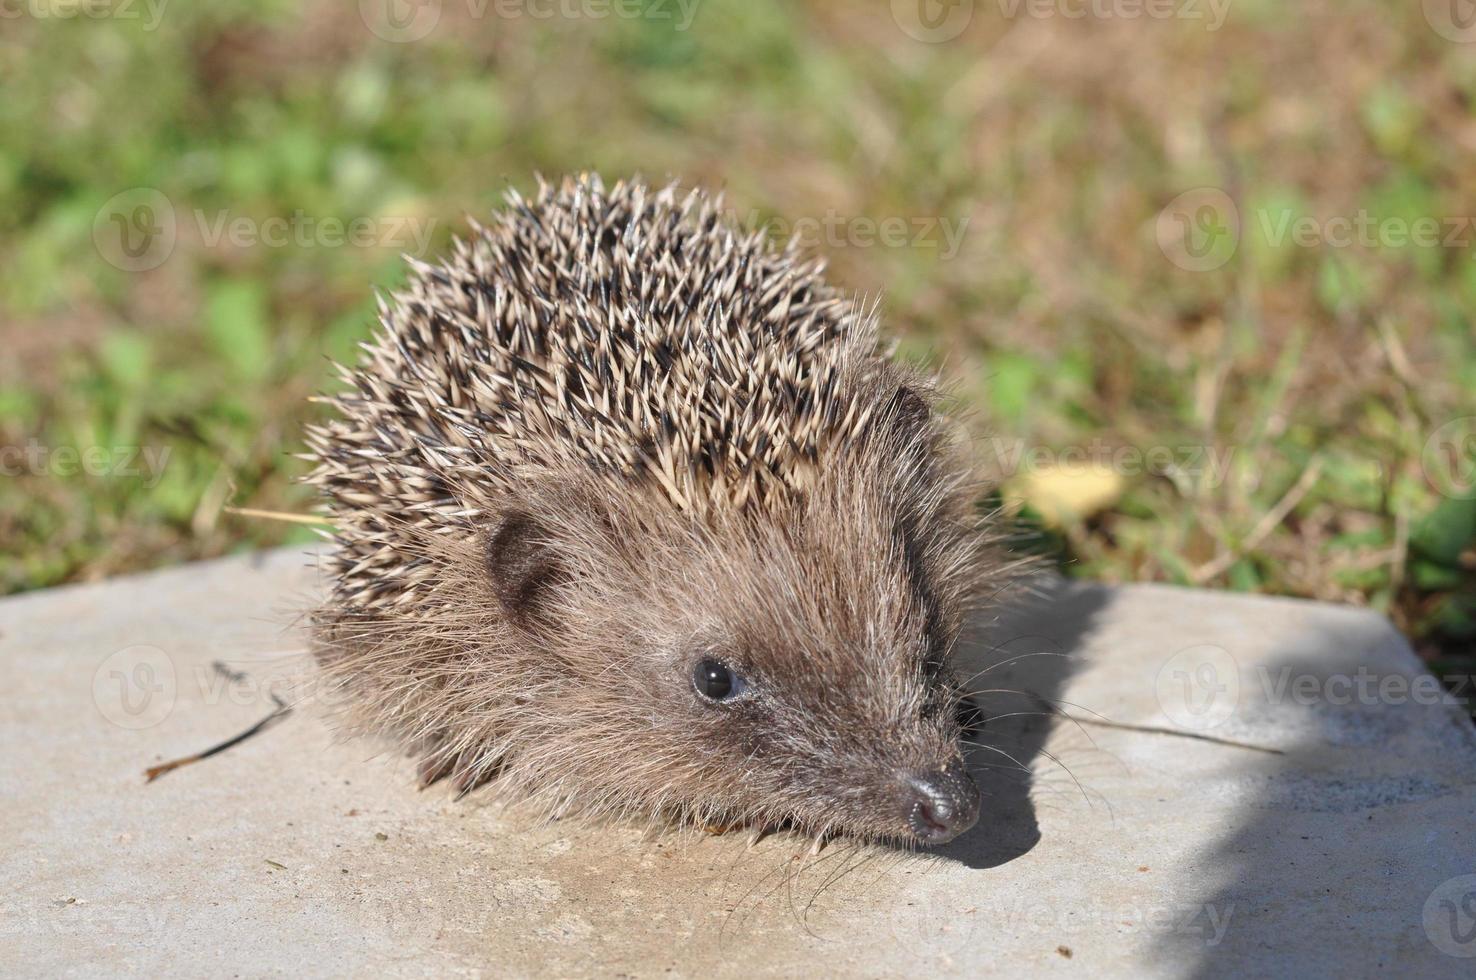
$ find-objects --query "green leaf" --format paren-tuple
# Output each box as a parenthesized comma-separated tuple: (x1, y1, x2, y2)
(205, 279, 273, 382)
(1316, 255, 1367, 312)
(1411, 559, 1465, 592)
(1410, 497, 1476, 568)
(1228, 559, 1262, 592)
(1426, 594, 1476, 640)
(1360, 83, 1420, 157)
(98, 331, 153, 389)
(986, 352, 1040, 426)
(0, 386, 39, 424)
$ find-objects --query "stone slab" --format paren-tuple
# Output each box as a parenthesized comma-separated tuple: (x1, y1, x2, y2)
(3, 549, 1475, 978)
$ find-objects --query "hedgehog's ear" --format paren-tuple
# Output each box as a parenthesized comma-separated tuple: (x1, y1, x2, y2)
(886, 383, 931, 434)
(484, 511, 569, 629)
(869, 382, 933, 454)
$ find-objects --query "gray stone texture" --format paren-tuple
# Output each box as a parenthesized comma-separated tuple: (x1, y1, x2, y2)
(4, 548, 1474, 977)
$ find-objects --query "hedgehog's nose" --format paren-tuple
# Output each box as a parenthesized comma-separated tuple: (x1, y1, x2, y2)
(901, 761, 979, 845)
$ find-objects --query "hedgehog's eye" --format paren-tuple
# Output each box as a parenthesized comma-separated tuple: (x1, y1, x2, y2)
(692, 659, 746, 702)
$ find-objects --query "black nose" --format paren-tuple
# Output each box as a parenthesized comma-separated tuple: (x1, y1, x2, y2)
(901, 761, 980, 845)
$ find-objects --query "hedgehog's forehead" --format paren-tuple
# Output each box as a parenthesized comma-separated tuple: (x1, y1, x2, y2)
(652, 501, 928, 661)
(703, 538, 936, 722)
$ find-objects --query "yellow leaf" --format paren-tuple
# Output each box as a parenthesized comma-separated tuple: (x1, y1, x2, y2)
(1007, 462, 1126, 527)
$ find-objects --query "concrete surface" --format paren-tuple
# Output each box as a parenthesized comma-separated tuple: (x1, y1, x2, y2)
(4, 548, 1476, 978)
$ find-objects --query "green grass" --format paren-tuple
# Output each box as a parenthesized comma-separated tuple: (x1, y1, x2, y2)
(1, 0, 1473, 668)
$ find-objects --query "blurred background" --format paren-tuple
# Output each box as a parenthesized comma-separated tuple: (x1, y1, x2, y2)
(2, 0, 1473, 677)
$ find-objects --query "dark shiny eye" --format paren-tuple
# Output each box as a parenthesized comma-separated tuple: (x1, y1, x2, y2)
(693, 659, 743, 702)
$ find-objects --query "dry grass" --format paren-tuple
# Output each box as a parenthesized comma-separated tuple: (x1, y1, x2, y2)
(1, 0, 1472, 667)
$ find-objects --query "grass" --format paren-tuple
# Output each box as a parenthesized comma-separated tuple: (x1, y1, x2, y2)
(1, 0, 1473, 674)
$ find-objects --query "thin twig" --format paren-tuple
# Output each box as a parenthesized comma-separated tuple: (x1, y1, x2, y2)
(224, 506, 335, 527)
(1069, 716, 1285, 755)
(1192, 456, 1324, 584)
(1373, 316, 1430, 425)
(144, 662, 292, 782)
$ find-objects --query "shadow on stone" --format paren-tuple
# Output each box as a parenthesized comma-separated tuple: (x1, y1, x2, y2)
(939, 576, 1114, 870)
(1142, 615, 1476, 976)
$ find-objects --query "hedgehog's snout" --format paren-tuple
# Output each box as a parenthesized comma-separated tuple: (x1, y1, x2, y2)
(898, 759, 979, 845)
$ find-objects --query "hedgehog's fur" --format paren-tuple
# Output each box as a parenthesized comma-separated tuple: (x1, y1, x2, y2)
(305, 174, 1016, 846)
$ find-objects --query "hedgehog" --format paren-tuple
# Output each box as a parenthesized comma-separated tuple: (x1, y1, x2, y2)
(304, 174, 1018, 848)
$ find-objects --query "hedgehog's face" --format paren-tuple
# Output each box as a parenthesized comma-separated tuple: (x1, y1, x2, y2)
(652, 551, 982, 848)
(483, 481, 982, 848)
